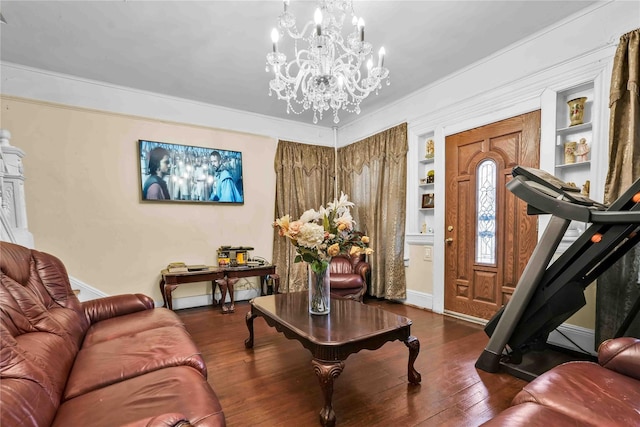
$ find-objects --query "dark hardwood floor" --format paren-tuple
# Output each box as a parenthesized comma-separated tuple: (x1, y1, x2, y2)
(176, 299, 526, 427)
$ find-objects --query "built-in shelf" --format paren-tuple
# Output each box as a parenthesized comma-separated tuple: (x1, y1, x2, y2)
(556, 122, 592, 136)
(546, 81, 596, 247)
(414, 133, 436, 239)
(556, 161, 591, 169)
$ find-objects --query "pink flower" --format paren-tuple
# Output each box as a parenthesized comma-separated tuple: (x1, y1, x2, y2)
(288, 220, 303, 237)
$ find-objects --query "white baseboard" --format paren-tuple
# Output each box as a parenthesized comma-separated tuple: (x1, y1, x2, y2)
(396, 289, 433, 310)
(69, 275, 108, 302)
(445, 308, 597, 356)
(171, 288, 261, 310)
(398, 290, 596, 356)
(548, 323, 597, 355)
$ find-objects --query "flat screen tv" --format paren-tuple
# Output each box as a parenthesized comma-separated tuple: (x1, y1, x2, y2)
(138, 139, 244, 204)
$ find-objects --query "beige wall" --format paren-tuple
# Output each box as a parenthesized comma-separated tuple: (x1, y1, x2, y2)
(1, 96, 277, 302)
(405, 245, 433, 295)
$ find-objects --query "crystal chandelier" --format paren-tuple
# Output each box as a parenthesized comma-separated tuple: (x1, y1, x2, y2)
(266, 0, 390, 124)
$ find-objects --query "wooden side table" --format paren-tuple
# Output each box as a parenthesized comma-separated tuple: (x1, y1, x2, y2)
(159, 265, 279, 310)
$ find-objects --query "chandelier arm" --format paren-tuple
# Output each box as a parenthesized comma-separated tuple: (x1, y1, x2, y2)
(285, 20, 315, 40)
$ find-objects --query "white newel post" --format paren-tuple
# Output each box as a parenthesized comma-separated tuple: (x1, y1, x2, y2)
(0, 129, 34, 248)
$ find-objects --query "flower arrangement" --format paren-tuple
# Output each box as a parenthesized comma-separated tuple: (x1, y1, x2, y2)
(274, 192, 373, 273)
(274, 193, 373, 314)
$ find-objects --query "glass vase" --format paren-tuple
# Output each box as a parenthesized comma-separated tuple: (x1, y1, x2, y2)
(308, 263, 330, 315)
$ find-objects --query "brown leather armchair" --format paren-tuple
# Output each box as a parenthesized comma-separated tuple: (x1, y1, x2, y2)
(329, 254, 370, 302)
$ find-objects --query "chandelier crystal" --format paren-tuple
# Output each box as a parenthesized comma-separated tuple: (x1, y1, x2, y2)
(266, 0, 390, 124)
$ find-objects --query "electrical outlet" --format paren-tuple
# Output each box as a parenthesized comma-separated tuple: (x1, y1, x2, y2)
(423, 246, 432, 261)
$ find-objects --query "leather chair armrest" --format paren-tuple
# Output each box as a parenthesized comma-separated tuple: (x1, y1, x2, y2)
(354, 261, 370, 280)
(82, 293, 155, 325)
(598, 337, 640, 380)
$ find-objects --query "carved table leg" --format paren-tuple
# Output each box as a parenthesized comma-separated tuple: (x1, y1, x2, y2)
(244, 311, 257, 349)
(404, 335, 422, 384)
(159, 278, 167, 307)
(312, 359, 345, 427)
(227, 278, 238, 312)
(216, 278, 229, 313)
(164, 284, 177, 311)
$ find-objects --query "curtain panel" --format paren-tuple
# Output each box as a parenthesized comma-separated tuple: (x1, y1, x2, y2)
(337, 123, 408, 299)
(272, 141, 336, 292)
(596, 28, 640, 346)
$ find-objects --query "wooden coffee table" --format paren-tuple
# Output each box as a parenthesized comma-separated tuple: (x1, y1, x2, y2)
(245, 292, 421, 426)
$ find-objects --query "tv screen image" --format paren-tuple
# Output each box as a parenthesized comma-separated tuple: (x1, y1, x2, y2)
(138, 139, 244, 204)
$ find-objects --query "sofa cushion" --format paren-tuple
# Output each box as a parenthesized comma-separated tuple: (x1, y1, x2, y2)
(53, 366, 226, 427)
(512, 361, 640, 426)
(64, 325, 207, 400)
(81, 307, 185, 347)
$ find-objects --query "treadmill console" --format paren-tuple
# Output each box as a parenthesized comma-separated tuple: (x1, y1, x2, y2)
(512, 166, 606, 208)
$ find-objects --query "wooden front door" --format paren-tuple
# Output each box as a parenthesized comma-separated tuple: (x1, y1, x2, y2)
(444, 111, 540, 320)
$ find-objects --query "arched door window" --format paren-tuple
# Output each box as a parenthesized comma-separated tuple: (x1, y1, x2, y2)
(476, 160, 497, 265)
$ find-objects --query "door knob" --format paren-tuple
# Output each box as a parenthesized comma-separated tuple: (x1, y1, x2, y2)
(447, 226, 454, 232)
(445, 238, 453, 243)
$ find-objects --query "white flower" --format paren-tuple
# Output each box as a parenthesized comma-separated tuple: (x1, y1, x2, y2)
(327, 192, 354, 215)
(297, 223, 325, 249)
(334, 210, 354, 230)
(299, 209, 321, 224)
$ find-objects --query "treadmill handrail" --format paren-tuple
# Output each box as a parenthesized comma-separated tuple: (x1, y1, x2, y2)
(590, 210, 640, 224)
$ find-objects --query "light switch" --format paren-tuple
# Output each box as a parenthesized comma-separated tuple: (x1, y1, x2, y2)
(423, 246, 432, 261)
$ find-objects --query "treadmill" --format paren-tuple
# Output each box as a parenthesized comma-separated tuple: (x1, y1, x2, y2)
(475, 166, 640, 381)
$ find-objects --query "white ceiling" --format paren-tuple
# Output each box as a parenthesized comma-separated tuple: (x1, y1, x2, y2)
(0, 0, 599, 128)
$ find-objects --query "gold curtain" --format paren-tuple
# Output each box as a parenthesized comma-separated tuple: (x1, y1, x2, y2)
(337, 123, 408, 299)
(604, 28, 640, 202)
(596, 28, 640, 345)
(272, 141, 336, 292)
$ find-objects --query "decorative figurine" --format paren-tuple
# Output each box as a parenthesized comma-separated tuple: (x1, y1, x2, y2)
(582, 180, 590, 197)
(575, 138, 590, 163)
(425, 139, 434, 159)
(564, 141, 577, 164)
(426, 170, 434, 184)
(421, 222, 427, 234)
(567, 97, 587, 126)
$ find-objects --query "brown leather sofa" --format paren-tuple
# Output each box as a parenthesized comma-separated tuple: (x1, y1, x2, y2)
(482, 337, 640, 426)
(0, 242, 226, 427)
(329, 253, 369, 302)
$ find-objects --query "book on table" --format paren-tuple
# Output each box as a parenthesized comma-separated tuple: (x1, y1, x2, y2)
(167, 262, 188, 273)
(166, 263, 211, 273)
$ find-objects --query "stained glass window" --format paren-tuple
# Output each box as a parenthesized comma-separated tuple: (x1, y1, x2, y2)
(476, 160, 497, 264)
